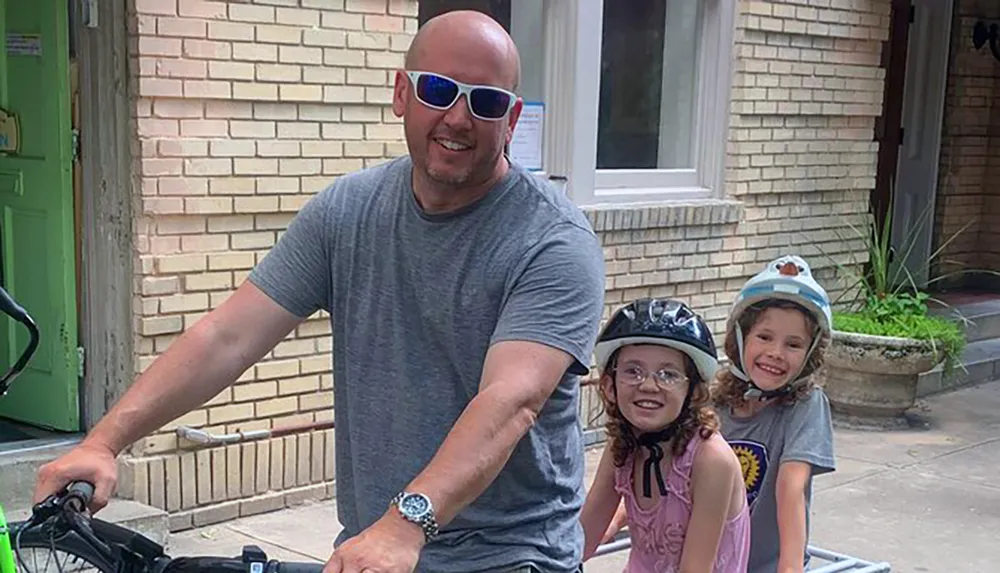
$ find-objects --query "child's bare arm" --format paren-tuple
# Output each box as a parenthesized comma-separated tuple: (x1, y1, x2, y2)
(580, 445, 622, 561)
(679, 437, 742, 573)
(600, 500, 628, 543)
(775, 460, 811, 573)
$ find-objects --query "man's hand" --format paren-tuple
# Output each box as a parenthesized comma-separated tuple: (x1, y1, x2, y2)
(323, 512, 425, 573)
(34, 441, 119, 512)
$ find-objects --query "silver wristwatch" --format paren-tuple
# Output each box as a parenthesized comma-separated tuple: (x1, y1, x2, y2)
(390, 491, 440, 542)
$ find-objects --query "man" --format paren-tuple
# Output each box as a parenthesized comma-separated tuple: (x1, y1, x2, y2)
(34, 10, 605, 573)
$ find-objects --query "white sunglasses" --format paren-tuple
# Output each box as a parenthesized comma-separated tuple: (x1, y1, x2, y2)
(405, 70, 517, 121)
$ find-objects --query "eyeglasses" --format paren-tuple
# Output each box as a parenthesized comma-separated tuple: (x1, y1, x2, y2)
(615, 364, 688, 390)
(405, 70, 517, 121)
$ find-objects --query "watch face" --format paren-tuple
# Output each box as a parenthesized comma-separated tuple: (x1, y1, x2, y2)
(400, 493, 430, 518)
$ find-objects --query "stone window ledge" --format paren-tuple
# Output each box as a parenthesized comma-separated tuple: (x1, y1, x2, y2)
(581, 199, 744, 232)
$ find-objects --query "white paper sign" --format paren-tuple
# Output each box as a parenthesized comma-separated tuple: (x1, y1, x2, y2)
(510, 101, 544, 171)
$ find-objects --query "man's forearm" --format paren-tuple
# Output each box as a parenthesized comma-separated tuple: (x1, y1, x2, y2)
(403, 382, 539, 526)
(86, 320, 249, 455)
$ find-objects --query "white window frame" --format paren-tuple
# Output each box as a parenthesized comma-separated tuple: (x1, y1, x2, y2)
(539, 0, 737, 206)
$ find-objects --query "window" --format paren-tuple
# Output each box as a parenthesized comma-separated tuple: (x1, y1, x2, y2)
(544, 0, 737, 206)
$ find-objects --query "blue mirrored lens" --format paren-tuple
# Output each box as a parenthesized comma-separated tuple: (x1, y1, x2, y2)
(470, 88, 512, 119)
(416, 74, 458, 107)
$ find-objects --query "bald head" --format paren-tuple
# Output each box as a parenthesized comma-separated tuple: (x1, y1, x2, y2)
(406, 10, 521, 91)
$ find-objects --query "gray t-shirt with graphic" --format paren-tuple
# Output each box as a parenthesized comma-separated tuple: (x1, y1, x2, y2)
(718, 388, 836, 573)
(247, 156, 605, 572)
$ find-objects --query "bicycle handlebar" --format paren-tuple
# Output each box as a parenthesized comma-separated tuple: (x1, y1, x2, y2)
(0, 284, 40, 396)
(21, 481, 326, 573)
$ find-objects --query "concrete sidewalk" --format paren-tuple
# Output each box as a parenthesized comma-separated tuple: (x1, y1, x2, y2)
(166, 380, 1000, 572)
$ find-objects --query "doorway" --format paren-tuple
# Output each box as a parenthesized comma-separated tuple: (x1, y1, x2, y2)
(0, 0, 81, 441)
(873, 0, 955, 289)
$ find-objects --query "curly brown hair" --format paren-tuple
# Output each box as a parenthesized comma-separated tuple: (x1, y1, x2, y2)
(710, 300, 830, 411)
(600, 348, 720, 468)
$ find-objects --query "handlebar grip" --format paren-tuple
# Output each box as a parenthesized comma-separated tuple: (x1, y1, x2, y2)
(65, 481, 96, 511)
(275, 563, 325, 573)
(0, 285, 29, 323)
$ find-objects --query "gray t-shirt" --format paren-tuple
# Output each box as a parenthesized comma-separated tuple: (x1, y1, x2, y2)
(718, 388, 836, 573)
(247, 156, 605, 572)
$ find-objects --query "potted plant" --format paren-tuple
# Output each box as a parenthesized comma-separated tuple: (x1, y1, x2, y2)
(816, 199, 971, 428)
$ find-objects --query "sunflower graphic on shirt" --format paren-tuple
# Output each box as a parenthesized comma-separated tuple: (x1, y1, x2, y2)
(729, 439, 769, 512)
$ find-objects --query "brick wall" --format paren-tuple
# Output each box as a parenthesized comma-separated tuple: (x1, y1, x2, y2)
(934, 0, 1000, 278)
(126, 0, 417, 530)
(120, 0, 887, 528)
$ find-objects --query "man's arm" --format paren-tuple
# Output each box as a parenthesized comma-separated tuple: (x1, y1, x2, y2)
(404, 339, 573, 525)
(34, 282, 305, 506)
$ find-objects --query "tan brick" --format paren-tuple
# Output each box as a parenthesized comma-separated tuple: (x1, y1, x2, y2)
(279, 46, 323, 65)
(365, 86, 393, 104)
(208, 251, 256, 270)
(279, 122, 321, 139)
(304, 29, 347, 47)
(230, 119, 276, 138)
(209, 61, 255, 80)
(235, 196, 280, 213)
(207, 22, 251, 43)
(388, 0, 416, 16)
(143, 198, 185, 214)
(184, 80, 232, 98)
(140, 78, 184, 97)
(303, 67, 347, 85)
(179, 0, 226, 18)
(235, 158, 279, 175)
(323, 85, 365, 103)
(143, 157, 183, 176)
(257, 141, 301, 157)
(366, 50, 403, 69)
(364, 14, 404, 33)
(141, 316, 184, 336)
(181, 234, 230, 251)
(209, 403, 254, 424)
(256, 63, 302, 82)
(185, 272, 233, 291)
(158, 17, 207, 38)
(210, 139, 256, 157)
(347, 32, 389, 50)
(180, 118, 228, 136)
(185, 197, 234, 214)
(323, 48, 365, 67)
(256, 24, 302, 44)
(159, 139, 209, 157)
(280, 158, 322, 175)
(233, 42, 278, 62)
(253, 102, 297, 120)
(154, 99, 204, 118)
(207, 213, 254, 231)
(280, 84, 323, 102)
(256, 176, 300, 194)
(344, 141, 383, 157)
(301, 141, 343, 157)
(140, 36, 182, 56)
(230, 4, 275, 23)
(322, 11, 364, 30)
(232, 81, 279, 100)
(185, 158, 233, 176)
(136, 0, 177, 16)
(276, 7, 320, 27)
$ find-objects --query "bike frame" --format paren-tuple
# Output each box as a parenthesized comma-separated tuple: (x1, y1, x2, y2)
(0, 285, 40, 573)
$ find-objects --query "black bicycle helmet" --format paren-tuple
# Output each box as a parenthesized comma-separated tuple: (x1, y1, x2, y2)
(594, 298, 719, 383)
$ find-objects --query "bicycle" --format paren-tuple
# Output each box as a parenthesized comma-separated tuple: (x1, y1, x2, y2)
(0, 285, 328, 573)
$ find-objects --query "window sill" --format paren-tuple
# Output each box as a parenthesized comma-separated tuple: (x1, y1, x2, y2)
(581, 198, 744, 232)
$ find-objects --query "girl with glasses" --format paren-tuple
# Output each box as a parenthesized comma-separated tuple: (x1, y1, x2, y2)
(580, 298, 750, 573)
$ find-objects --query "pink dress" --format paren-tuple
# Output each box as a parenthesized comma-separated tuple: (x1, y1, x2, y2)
(614, 434, 751, 573)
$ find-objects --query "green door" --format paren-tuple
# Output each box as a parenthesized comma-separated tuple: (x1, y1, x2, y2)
(0, 0, 79, 431)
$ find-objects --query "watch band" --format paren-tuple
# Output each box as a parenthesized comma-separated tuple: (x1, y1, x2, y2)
(390, 491, 440, 542)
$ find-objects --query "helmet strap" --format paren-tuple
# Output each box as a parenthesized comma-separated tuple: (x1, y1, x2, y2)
(624, 383, 694, 498)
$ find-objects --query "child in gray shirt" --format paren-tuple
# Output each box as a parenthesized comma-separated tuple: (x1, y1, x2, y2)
(712, 256, 837, 573)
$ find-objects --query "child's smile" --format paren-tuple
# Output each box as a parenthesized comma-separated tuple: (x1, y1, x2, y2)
(742, 307, 812, 391)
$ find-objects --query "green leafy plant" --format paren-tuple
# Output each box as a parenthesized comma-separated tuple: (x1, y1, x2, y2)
(813, 187, 985, 378)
